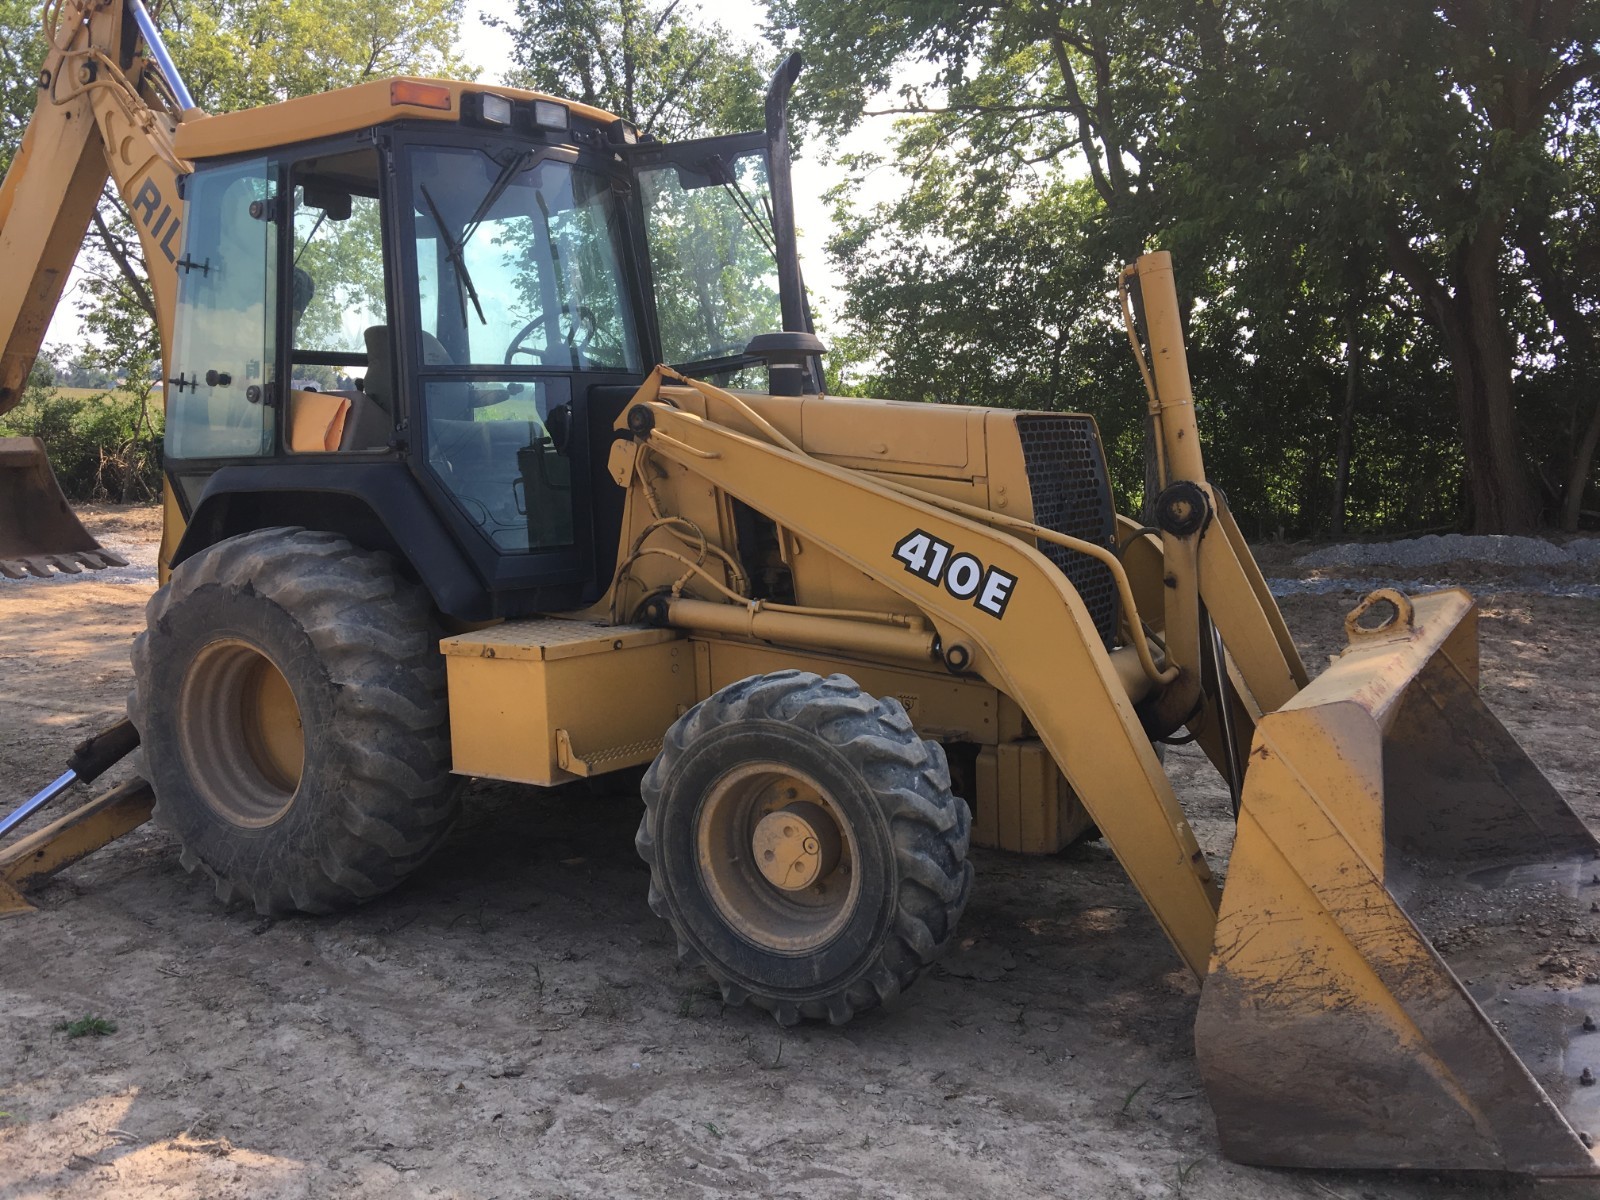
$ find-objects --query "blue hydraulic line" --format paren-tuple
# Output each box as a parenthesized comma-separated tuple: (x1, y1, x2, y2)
(125, 0, 196, 111)
(0, 770, 77, 839)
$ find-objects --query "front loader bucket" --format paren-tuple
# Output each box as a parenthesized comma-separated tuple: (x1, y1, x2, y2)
(0, 437, 127, 579)
(1196, 588, 1600, 1175)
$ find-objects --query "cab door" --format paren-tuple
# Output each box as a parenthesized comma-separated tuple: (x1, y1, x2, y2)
(164, 157, 279, 503)
(394, 135, 648, 605)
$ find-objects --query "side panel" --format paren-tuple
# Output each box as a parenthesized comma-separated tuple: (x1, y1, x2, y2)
(445, 638, 694, 785)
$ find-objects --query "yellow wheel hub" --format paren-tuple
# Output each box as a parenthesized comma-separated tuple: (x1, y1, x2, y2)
(695, 762, 860, 953)
(752, 801, 841, 891)
(178, 638, 305, 827)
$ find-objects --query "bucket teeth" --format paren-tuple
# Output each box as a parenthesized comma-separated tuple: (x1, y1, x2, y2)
(0, 549, 128, 580)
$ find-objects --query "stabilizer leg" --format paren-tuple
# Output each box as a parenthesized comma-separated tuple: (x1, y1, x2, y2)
(0, 779, 154, 916)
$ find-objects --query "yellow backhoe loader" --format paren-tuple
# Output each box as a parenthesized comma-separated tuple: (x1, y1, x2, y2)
(4, 0, 1599, 1175)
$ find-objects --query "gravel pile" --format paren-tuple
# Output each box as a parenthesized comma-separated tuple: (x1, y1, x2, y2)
(1271, 534, 1600, 599)
(1269, 574, 1600, 598)
(1297, 534, 1600, 571)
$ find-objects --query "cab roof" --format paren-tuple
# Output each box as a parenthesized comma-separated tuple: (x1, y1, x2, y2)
(173, 77, 624, 162)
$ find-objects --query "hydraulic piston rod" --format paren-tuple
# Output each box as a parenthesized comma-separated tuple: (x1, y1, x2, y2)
(127, 0, 196, 111)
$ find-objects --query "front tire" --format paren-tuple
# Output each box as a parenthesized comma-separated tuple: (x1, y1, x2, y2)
(129, 527, 461, 914)
(637, 671, 972, 1025)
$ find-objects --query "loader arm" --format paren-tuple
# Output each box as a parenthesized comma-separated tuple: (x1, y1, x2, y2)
(612, 376, 1225, 975)
(1122, 254, 1312, 793)
(0, 0, 195, 575)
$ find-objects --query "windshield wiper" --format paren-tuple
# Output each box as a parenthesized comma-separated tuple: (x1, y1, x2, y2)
(293, 209, 327, 268)
(465, 150, 535, 244)
(420, 183, 486, 326)
(709, 155, 777, 259)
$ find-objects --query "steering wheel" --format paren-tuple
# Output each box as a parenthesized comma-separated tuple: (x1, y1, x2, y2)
(505, 304, 598, 364)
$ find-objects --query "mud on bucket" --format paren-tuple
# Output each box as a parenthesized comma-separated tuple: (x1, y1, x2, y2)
(1195, 587, 1600, 1175)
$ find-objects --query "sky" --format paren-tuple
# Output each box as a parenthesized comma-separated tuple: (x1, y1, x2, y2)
(45, 0, 912, 352)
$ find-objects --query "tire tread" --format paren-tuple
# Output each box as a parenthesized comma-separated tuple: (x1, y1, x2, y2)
(638, 669, 972, 1026)
(129, 527, 460, 915)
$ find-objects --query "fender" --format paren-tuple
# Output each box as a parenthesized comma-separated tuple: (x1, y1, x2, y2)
(174, 462, 498, 619)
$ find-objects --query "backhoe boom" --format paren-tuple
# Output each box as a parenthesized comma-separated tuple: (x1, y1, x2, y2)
(0, 0, 193, 576)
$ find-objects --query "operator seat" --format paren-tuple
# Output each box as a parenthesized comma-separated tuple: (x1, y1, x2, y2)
(362, 325, 455, 413)
(351, 325, 468, 452)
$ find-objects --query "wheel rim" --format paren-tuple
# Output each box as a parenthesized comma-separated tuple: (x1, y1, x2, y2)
(695, 762, 861, 954)
(178, 638, 304, 826)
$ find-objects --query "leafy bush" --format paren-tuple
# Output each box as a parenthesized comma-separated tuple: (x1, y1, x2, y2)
(0, 381, 162, 503)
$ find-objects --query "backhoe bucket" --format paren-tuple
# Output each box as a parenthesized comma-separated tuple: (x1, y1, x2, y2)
(1196, 588, 1600, 1175)
(0, 437, 127, 579)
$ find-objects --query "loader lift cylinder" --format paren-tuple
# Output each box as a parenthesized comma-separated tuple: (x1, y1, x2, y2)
(127, 0, 196, 111)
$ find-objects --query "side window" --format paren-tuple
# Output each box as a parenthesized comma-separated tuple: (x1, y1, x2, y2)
(165, 158, 277, 459)
(638, 148, 783, 366)
(287, 149, 389, 453)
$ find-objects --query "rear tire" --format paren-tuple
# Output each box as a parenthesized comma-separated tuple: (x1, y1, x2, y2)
(129, 527, 461, 914)
(637, 670, 972, 1025)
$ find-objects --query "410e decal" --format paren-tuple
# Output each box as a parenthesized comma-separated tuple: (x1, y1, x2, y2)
(892, 530, 1017, 619)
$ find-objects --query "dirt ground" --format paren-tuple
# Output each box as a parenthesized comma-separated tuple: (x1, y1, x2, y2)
(2, 507, 1598, 1200)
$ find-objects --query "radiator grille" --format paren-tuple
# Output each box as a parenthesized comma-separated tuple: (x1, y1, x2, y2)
(1014, 414, 1120, 647)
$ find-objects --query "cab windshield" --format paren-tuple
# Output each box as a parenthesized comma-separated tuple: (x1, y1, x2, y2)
(408, 146, 641, 371)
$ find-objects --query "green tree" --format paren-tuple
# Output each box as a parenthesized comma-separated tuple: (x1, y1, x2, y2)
(774, 0, 1600, 534)
(489, 0, 768, 140)
(0, 0, 46, 176)
(1178, 0, 1600, 532)
(161, 0, 468, 111)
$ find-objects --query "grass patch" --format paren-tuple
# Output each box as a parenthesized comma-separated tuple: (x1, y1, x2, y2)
(55, 1015, 117, 1039)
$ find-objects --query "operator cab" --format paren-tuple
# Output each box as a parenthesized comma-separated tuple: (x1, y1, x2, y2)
(162, 70, 815, 619)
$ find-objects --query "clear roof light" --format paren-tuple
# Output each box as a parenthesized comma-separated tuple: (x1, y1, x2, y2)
(480, 93, 513, 126)
(533, 100, 569, 130)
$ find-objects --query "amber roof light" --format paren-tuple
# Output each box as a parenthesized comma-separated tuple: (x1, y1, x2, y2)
(390, 80, 452, 111)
